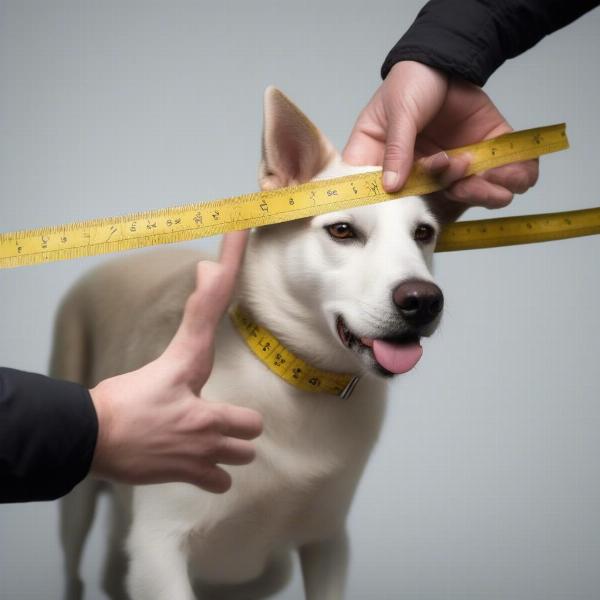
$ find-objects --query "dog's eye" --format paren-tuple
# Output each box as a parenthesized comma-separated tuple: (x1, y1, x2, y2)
(414, 223, 435, 244)
(326, 222, 356, 240)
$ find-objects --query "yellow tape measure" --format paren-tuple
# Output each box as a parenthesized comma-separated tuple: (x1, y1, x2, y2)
(436, 206, 600, 252)
(230, 306, 359, 398)
(0, 123, 592, 270)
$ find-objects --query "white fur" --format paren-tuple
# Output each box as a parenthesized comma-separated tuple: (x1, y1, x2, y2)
(53, 88, 445, 600)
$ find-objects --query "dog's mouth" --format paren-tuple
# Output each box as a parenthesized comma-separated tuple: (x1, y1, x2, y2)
(336, 315, 423, 376)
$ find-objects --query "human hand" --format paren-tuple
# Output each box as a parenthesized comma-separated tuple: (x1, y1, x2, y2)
(343, 61, 539, 208)
(89, 230, 263, 493)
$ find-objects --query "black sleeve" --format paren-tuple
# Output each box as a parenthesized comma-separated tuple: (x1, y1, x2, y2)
(0, 367, 98, 503)
(382, 0, 600, 86)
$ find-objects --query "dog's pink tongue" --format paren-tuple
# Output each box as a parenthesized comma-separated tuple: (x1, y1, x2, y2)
(372, 339, 423, 374)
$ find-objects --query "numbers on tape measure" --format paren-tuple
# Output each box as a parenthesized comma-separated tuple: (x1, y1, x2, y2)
(0, 124, 573, 269)
(368, 181, 380, 195)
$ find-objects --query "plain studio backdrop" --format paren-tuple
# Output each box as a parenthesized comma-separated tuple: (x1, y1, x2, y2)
(1, 1, 599, 599)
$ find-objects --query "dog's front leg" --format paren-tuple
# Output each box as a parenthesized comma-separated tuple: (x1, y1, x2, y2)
(127, 530, 195, 600)
(299, 529, 349, 600)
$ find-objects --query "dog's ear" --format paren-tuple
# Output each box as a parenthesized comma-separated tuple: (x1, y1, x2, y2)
(424, 192, 469, 226)
(259, 86, 337, 190)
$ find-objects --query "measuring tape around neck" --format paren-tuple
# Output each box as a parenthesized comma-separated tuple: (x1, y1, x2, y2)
(1, 122, 594, 270)
(230, 306, 360, 399)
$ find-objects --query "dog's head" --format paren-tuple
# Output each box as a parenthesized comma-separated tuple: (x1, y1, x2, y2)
(241, 87, 464, 378)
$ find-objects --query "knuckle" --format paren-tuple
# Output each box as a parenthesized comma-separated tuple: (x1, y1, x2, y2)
(203, 442, 221, 461)
(198, 433, 223, 460)
(209, 404, 226, 428)
(194, 408, 221, 433)
(394, 93, 420, 122)
(194, 413, 213, 432)
(384, 142, 408, 162)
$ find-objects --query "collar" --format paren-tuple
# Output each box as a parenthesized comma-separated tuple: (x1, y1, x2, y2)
(229, 306, 360, 399)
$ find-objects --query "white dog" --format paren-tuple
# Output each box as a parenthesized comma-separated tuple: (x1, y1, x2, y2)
(53, 87, 462, 600)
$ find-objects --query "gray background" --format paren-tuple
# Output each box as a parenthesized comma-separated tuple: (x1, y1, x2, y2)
(1, 1, 599, 599)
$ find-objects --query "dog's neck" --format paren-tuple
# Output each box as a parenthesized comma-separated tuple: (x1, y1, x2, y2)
(235, 230, 365, 377)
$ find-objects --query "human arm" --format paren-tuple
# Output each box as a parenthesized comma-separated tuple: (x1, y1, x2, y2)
(0, 231, 262, 503)
(344, 0, 599, 203)
(0, 367, 97, 502)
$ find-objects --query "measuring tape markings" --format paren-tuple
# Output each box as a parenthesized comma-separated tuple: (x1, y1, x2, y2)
(1, 123, 588, 269)
(230, 306, 358, 397)
(436, 206, 600, 252)
(447, 126, 569, 174)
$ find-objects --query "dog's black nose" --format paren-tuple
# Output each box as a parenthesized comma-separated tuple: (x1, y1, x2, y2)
(393, 279, 444, 326)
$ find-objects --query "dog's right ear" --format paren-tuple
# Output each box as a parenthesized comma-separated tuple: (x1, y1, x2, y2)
(259, 86, 337, 191)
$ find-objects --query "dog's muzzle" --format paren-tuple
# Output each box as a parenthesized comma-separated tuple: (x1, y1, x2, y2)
(336, 279, 443, 376)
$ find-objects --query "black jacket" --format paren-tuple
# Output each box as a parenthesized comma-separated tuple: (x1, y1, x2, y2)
(382, 0, 600, 85)
(0, 368, 97, 502)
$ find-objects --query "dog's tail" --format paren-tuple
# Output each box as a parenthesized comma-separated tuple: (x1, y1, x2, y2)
(50, 287, 104, 600)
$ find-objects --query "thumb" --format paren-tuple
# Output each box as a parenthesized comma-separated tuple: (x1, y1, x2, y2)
(183, 229, 250, 335)
(164, 229, 250, 389)
(381, 107, 417, 193)
(217, 229, 250, 293)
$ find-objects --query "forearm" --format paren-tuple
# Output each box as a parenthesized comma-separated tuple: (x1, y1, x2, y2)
(382, 0, 600, 85)
(0, 367, 97, 503)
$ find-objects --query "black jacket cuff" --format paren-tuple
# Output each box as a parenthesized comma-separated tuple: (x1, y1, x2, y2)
(0, 368, 98, 503)
(382, 0, 600, 86)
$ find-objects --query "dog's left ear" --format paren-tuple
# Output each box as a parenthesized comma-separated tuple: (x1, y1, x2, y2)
(259, 86, 337, 190)
(424, 192, 469, 226)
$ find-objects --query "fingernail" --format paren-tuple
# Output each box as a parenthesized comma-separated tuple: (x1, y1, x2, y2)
(422, 151, 449, 173)
(429, 151, 450, 171)
(383, 171, 399, 190)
